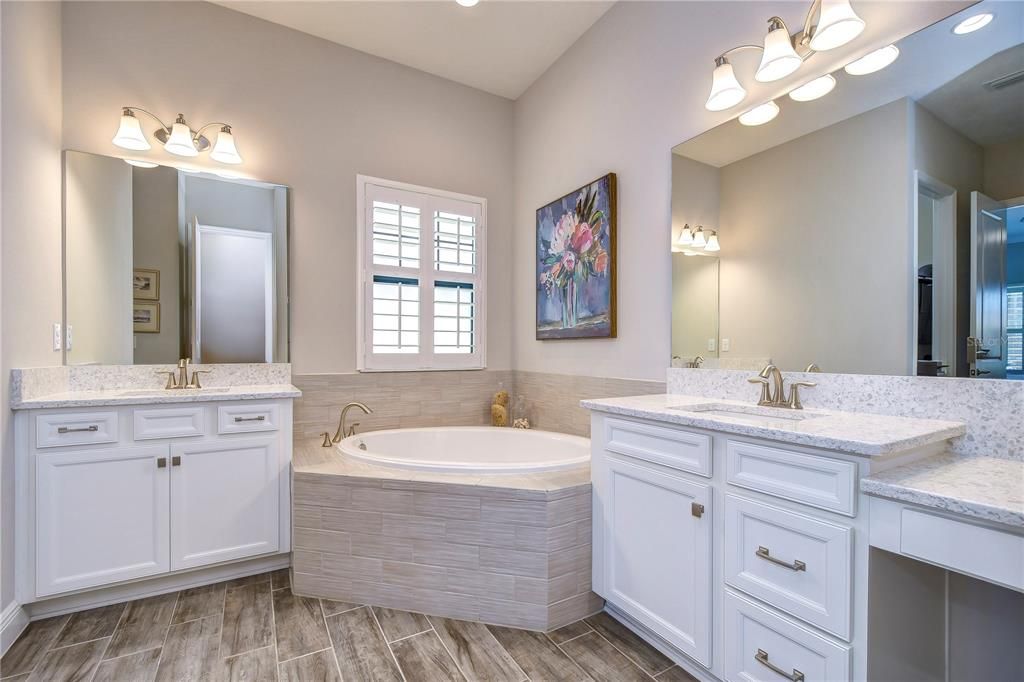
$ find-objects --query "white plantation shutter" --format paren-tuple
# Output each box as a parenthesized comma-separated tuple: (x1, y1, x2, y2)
(358, 176, 486, 371)
(1008, 287, 1023, 373)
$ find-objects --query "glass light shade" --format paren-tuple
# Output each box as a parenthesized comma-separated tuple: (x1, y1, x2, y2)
(677, 224, 694, 245)
(704, 231, 721, 252)
(809, 0, 865, 51)
(789, 74, 837, 102)
(683, 252, 698, 257)
(164, 122, 199, 157)
(953, 13, 993, 35)
(124, 159, 158, 168)
(739, 101, 780, 126)
(755, 24, 802, 82)
(112, 113, 151, 151)
(705, 61, 747, 111)
(178, 167, 201, 174)
(691, 227, 707, 249)
(844, 45, 899, 75)
(456, 0, 479, 6)
(210, 127, 243, 164)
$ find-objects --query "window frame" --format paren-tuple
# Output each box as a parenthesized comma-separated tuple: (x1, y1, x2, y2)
(356, 175, 487, 372)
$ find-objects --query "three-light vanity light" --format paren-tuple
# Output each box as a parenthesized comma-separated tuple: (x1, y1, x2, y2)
(112, 107, 243, 166)
(676, 224, 720, 255)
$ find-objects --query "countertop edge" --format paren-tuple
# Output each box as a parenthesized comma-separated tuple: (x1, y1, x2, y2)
(11, 384, 302, 410)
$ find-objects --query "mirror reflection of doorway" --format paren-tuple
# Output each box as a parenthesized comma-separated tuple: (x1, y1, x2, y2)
(916, 172, 957, 377)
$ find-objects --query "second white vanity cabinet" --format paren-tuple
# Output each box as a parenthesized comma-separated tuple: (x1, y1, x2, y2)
(17, 398, 293, 604)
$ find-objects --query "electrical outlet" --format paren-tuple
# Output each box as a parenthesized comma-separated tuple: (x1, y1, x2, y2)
(66, 325, 73, 351)
(722, 338, 731, 352)
(52, 323, 62, 351)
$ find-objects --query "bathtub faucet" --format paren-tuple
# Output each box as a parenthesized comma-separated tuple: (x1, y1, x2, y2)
(332, 402, 373, 443)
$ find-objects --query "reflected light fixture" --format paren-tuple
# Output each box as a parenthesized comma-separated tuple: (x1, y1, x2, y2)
(789, 74, 836, 101)
(809, 0, 865, 51)
(756, 17, 803, 82)
(739, 101, 780, 126)
(123, 159, 158, 169)
(704, 231, 721, 252)
(691, 226, 708, 249)
(677, 223, 694, 246)
(456, 0, 479, 6)
(111, 107, 244, 165)
(706, 57, 747, 111)
(953, 13, 993, 35)
(844, 44, 899, 75)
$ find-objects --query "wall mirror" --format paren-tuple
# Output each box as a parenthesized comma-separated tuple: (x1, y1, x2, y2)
(63, 150, 290, 365)
(671, 1, 1023, 379)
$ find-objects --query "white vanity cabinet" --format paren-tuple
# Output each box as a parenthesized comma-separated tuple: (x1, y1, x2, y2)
(15, 399, 293, 605)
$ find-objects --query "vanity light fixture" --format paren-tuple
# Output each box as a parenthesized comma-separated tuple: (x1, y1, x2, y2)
(111, 107, 244, 165)
(704, 231, 721, 252)
(953, 13, 993, 35)
(789, 74, 836, 101)
(704, 0, 866, 111)
(123, 159, 159, 169)
(739, 100, 780, 126)
(456, 0, 479, 6)
(844, 44, 899, 76)
(691, 226, 708, 249)
(677, 223, 695, 246)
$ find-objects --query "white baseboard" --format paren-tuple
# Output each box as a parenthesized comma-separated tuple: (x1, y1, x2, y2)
(1, 600, 31, 657)
(26, 554, 290, 621)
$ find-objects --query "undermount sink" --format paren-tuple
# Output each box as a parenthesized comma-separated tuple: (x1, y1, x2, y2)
(117, 387, 232, 397)
(670, 402, 825, 426)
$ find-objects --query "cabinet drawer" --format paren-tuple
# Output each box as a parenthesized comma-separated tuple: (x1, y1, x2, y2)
(724, 590, 851, 682)
(36, 411, 119, 449)
(725, 495, 853, 639)
(604, 417, 712, 477)
(726, 441, 856, 516)
(218, 404, 280, 434)
(133, 407, 206, 440)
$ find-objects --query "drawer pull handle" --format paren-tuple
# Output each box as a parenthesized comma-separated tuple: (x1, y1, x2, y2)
(234, 416, 266, 423)
(755, 649, 805, 682)
(756, 546, 806, 572)
(57, 425, 99, 434)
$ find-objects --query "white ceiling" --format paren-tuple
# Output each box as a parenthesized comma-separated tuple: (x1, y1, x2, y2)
(214, 1, 615, 100)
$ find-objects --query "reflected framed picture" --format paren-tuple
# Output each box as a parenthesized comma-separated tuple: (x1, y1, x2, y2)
(133, 302, 160, 333)
(536, 173, 616, 339)
(133, 268, 160, 301)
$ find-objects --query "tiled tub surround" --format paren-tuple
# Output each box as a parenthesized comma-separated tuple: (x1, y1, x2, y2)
(10, 363, 295, 408)
(667, 368, 1024, 460)
(292, 439, 603, 631)
(293, 370, 664, 440)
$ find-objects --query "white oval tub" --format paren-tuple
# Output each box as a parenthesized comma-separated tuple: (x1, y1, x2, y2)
(337, 426, 590, 473)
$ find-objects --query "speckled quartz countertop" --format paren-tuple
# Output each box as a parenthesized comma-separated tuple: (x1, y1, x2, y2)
(862, 454, 1024, 528)
(581, 393, 966, 456)
(10, 384, 301, 410)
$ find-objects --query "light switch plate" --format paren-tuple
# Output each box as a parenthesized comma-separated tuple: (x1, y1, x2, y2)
(722, 338, 731, 352)
(707, 338, 716, 351)
(66, 325, 73, 351)
(52, 324, 62, 351)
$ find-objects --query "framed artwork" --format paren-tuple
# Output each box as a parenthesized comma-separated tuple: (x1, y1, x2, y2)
(133, 268, 160, 301)
(536, 173, 616, 339)
(133, 302, 160, 333)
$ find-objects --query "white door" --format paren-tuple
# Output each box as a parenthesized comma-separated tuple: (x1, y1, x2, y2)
(970, 192, 1008, 378)
(36, 445, 170, 597)
(170, 437, 280, 570)
(603, 455, 713, 666)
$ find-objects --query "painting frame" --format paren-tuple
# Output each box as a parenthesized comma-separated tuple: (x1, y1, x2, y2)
(535, 173, 617, 340)
(133, 302, 161, 333)
(133, 268, 160, 301)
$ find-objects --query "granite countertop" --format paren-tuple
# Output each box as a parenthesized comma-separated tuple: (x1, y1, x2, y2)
(581, 393, 966, 456)
(861, 453, 1024, 528)
(11, 384, 301, 409)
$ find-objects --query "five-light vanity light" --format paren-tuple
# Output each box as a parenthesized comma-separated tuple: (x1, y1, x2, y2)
(112, 107, 243, 165)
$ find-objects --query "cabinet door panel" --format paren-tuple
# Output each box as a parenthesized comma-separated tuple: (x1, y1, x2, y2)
(36, 445, 170, 597)
(170, 437, 280, 570)
(604, 455, 712, 666)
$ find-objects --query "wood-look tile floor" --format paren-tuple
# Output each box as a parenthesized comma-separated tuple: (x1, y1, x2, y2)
(1, 570, 698, 682)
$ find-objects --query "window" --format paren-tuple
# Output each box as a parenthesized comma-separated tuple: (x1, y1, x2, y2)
(357, 176, 486, 371)
(1008, 286, 1023, 374)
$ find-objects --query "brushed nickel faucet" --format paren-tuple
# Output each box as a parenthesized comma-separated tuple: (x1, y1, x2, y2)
(156, 358, 210, 389)
(748, 364, 816, 409)
(332, 402, 373, 443)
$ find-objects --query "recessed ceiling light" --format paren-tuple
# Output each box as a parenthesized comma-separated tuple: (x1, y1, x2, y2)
(456, 0, 479, 6)
(844, 45, 899, 76)
(124, 159, 158, 168)
(789, 74, 837, 102)
(739, 101, 780, 126)
(953, 13, 993, 35)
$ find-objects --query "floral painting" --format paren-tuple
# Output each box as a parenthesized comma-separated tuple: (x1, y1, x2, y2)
(536, 173, 616, 339)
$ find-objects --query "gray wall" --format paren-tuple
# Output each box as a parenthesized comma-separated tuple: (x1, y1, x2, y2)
(133, 165, 181, 364)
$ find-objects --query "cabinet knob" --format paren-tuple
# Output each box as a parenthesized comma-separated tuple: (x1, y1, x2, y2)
(171, 456, 181, 467)
(691, 502, 704, 518)
(157, 457, 167, 468)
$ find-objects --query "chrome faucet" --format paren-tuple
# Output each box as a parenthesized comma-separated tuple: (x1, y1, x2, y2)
(332, 402, 373, 443)
(748, 364, 816, 410)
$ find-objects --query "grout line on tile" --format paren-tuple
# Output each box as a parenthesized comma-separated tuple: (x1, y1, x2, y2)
(275, 645, 333, 666)
(425, 616, 469, 682)
(385, 626, 435, 645)
(148, 590, 180, 679)
(371, 606, 409, 682)
(584, 627, 660, 680)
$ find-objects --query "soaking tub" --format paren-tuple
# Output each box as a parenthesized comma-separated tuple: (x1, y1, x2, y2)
(337, 425, 590, 473)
